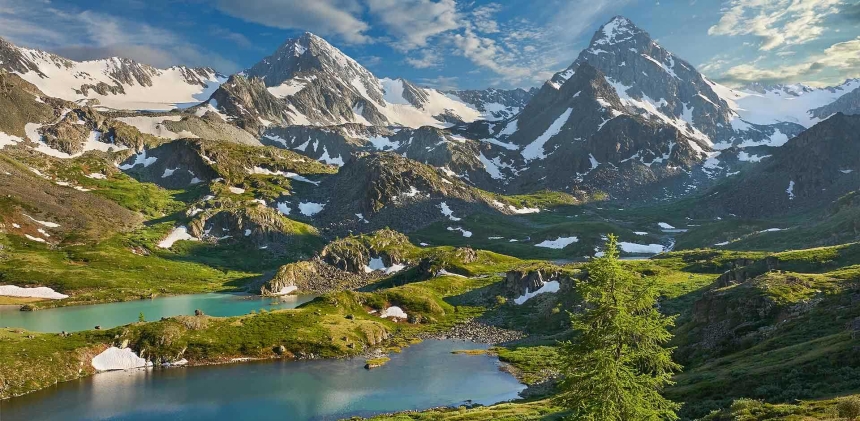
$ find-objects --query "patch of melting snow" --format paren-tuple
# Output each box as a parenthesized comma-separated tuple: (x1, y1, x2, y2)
(0, 285, 68, 299)
(364, 257, 386, 273)
(158, 226, 198, 249)
(513, 281, 560, 305)
(714, 241, 731, 246)
(244, 229, 252, 237)
(277, 203, 291, 215)
(535, 236, 579, 249)
(438, 269, 467, 278)
(228, 186, 246, 194)
(380, 306, 408, 319)
(758, 228, 783, 233)
(488, 236, 504, 240)
(24, 234, 47, 243)
(119, 150, 157, 170)
(658, 222, 675, 229)
(92, 347, 152, 371)
(318, 147, 344, 167)
(439, 202, 461, 221)
(298, 202, 324, 216)
(634, 231, 648, 236)
(274, 285, 298, 296)
(447, 227, 472, 237)
(247, 166, 319, 185)
(521, 108, 573, 161)
(86, 173, 107, 180)
(0, 131, 23, 148)
(786, 180, 795, 200)
(404, 186, 420, 197)
(23, 214, 60, 228)
(618, 242, 665, 254)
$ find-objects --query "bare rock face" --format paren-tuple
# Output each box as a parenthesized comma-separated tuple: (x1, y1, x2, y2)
(310, 152, 492, 235)
(260, 258, 374, 294)
(320, 229, 413, 274)
(811, 86, 860, 119)
(206, 75, 295, 133)
(504, 267, 573, 297)
(119, 139, 217, 189)
(40, 112, 91, 155)
(188, 205, 315, 257)
(698, 113, 860, 218)
(446, 87, 536, 121)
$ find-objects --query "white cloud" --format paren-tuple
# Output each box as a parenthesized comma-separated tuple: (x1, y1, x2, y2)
(406, 50, 441, 68)
(0, 0, 239, 72)
(214, 0, 371, 44)
(718, 36, 860, 86)
(472, 3, 502, 34)
(365, 0, 461, 50)
(708, 0, 843, 51)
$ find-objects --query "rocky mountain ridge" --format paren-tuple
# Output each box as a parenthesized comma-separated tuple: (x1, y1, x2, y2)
(0, 37, 225, 111)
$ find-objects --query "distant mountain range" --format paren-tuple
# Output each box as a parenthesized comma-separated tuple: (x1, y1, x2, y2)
(1, 15, 859, 220)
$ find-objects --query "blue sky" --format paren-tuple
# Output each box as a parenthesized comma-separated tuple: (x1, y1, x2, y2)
(1, 0, 858, 90)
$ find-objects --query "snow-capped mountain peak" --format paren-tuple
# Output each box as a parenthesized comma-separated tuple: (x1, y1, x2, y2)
(592, 16, 643, 47)
(0, 37, 225, 111)
(240, 33, 481, 129)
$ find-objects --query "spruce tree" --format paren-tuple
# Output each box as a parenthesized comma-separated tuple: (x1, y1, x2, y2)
(555, 234, 681, 420)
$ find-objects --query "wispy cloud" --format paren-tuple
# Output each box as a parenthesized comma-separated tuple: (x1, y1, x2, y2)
(0, 0, 239, 72)
(366, 0, 461, 50)
(716, 36, 860, 86)
(214, 0, 371, 44)
(405, 50, 442, 69)
(708, 0, 843, 51)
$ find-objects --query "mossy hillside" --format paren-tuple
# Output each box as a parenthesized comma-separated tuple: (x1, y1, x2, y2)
(0, 328, 114, 399)
(194, 139, 335, 185)
(654, 243, 860, 277)
(0, 153, 145, 243)
(0, 231, 256, 308)
(0, 71, 58, 137)
(494, 346, 562, 386)
(323, 228, 423, 270)
(2, 145, 192, 220)
(409, 210, 665, 260)
(701, 395, 860, 420)
(666, 269, 860, 418)
(364, 400, 566, 420)
(183, 199, 325, 262)
(478, 189, 581, 211)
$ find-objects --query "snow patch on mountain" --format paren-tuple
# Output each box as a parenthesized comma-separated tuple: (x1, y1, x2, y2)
(521, 108, 573, 161)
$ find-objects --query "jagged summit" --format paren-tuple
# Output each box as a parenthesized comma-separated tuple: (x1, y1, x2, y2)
(246, 32, 378, 98)
(590, 16, 645, 46)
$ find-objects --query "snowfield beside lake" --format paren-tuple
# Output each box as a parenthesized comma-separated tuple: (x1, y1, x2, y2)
(0, 285, 68, 299)
(91, 347, 152, 371)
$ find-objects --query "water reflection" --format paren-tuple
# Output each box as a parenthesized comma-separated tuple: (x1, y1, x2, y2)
(0, 340, 526, 421)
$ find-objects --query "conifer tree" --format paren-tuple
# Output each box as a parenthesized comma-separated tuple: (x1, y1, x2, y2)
(555, 234, 681, 420)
